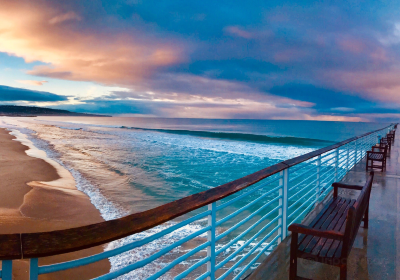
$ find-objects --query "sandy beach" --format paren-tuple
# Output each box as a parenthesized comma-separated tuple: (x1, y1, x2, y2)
(0, 128, 110, 279)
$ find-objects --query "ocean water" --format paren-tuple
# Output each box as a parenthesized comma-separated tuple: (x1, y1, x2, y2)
(0, 117, 389, 278)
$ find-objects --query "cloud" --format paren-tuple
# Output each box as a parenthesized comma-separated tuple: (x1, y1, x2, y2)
(0, 0, 187, 85)
(224, 26, 253, 39)
(336, 38, 365, 53)
(51, 97, 367, 122)
(2, 0, 400, 121)
(322, 70, 400, 104)
(268, 83, 400, 116)
(17, 80, 48, 86)
(0, 85, 67, 102)
(49, 11, 81, 25)
(268, 84, 371, 110)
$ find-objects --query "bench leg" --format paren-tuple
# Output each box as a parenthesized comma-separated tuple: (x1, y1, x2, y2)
(289, 233, 298, 280)
(364, 204, 369, 228)
(340, 264, 347, 280)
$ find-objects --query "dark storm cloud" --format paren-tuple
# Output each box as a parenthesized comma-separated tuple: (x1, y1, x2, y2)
(0, 85, 68, 102)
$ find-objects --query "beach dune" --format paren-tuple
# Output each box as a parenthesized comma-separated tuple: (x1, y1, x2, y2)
(0, 128, 110, 279)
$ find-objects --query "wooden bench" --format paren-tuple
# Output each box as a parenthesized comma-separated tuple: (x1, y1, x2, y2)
(387, 132, 395, 143)
(380, 137, 391, 153)
(366, 145, 388, 171)
(288, 172, 374, 280)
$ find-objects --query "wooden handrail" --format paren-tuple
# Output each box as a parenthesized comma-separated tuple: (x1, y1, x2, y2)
(0, 124, 394, 259)
(21, 162, 288, 258)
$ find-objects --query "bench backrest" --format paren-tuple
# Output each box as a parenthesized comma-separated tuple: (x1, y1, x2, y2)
(373, 144, 388, 156)
(381, 137, 391, 146)
(342, 171, 374, 257)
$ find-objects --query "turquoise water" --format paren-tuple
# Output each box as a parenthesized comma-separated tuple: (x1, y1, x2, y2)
(0, 117, 389, 279)
(1, 117, 388, 216)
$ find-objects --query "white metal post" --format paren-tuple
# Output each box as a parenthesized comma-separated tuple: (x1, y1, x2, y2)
(354, 139, 358, 166)
(278, 171, 283, 243)
(360, 138, 364, 158)
(278, 169, 288, 243)
(315, 155, 321, 205)
(334, 148, 339, 182)
(30, 258, 39, 280)
(2, 260, 12, 280)
(282, 169, 288, 239)
(368, 134, 371, 148)
(207, 202, 216, 280)
(346, 144, 350, 173)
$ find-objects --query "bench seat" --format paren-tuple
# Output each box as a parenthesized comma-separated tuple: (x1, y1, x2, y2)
(368, 153, 384, 160)
(289, 172, 374, 280)
(297, 197, 355, 262)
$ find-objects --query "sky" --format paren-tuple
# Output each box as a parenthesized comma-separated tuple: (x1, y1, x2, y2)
(1, 0, 400, 122)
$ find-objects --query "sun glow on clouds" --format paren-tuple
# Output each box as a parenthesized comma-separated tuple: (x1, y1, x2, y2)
(0, 0, 309, 120)
(0, 1, 186, 86)
(17, 80, 48, 86)
(49, 11, 81, 25)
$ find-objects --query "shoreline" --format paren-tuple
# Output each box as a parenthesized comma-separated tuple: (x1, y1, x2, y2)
(0, 128, 110, 279)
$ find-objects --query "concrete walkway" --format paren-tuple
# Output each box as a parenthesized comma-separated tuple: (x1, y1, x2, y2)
(249, 136, 400, 280)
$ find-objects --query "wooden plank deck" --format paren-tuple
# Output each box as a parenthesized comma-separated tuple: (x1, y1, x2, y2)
(248, 137, 400, 280)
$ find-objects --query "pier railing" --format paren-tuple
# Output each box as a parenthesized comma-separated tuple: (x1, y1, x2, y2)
(0, 124, 395, 280)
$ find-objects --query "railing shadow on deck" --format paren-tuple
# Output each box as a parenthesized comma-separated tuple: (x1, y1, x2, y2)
(0, 124, 396, 280)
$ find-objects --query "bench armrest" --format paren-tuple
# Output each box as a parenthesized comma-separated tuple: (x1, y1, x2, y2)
(371, 147, 385, 152)
(332, 182, 363, 190)
(288, 224, 344, 240)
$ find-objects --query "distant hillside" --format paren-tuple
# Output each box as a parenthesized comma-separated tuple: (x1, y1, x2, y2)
(0, 105, 110, 117)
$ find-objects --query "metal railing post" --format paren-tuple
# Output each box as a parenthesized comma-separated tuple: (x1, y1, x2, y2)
(368, 134, 371, 148)
(334, 148, 339, 182)
(346, 144, 350, 172)
(30, 258, 39, 280)
(361, 137, 365, 158)
(207, 202, 216, 280)
(354, 139, 358, 166)
(278, 169, 288, 243)
(315, 155, 321, 205)
(2, 260, 12, 280)
(283, 169, 288, 239)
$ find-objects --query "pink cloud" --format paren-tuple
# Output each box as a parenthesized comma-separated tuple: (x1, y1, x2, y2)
(17, 80, 48, 86)
(49, 11, 81, 25)
(273, 49, 306, 62)
(0, 1, 188, 86)
(369, 47, 388, 62)
(336, 38, 365, 53)
(322, 70, 400, 104)
(224, 26, 253, 39)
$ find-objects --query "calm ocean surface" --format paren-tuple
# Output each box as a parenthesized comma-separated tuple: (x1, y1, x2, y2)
(0, 117, 389, 279)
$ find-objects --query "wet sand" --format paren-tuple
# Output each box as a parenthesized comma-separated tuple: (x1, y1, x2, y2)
(0, 128, 111, 279)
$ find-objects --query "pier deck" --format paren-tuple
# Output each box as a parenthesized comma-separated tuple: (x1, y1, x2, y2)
(249, 137, 400, 280)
